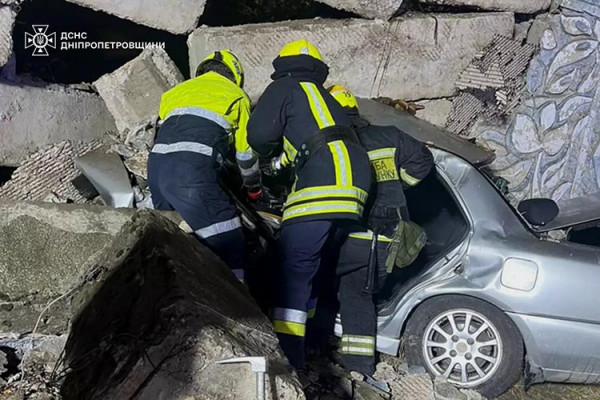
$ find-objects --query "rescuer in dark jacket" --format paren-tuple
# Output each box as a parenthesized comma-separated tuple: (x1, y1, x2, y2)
(247, 40, 371, 369)
(147, 50, 261, 283)
(329, 85, 434, 378)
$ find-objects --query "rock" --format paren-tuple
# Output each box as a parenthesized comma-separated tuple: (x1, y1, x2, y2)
(94, 47, 183, 135)
(188, 13, 514, 101)
(415, 98, 453, 128)
(123, 151, 149, 180)
(59, 211, 304, 400)
(0, 80, 117, 166)
(0, 201, 181, 334)
(419, 0, 550, 14)
(0, 6, 15, 68)
(396, 373, 435, 400)
(434, 376, 467, 400)
(315, 0, 402, 20)
(64, 0, 207, 34)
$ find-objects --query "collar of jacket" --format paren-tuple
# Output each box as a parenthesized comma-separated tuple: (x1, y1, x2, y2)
(270, 54, 329, 84)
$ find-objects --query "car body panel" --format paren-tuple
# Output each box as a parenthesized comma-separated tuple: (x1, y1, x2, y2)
(333, 148, 600, 384)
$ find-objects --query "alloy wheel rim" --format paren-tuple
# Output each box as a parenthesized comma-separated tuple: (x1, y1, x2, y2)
(422, 308, 503, 387)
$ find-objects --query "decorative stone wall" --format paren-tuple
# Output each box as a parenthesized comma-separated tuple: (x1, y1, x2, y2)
(471, 3, 600, 202)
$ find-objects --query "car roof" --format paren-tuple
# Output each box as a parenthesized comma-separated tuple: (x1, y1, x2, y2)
(357, 98, 496, 167)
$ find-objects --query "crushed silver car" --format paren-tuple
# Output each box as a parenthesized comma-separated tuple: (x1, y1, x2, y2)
(328, 99, 600, 398)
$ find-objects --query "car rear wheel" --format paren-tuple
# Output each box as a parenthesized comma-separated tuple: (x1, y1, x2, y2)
(403, 295, 524, 399)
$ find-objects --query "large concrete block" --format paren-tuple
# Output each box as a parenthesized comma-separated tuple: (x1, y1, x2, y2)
(94, 47, 183, 134)
(188, 14, 514, 102)
(65, 0, 206, 34)
(60, 211, 304, 399)
(419, 0, 551, 13)
(0, 6, 15, 68)
(0, 80, 117, 166)
(316, 0, 402, 20)
(0, 202, 182, 334)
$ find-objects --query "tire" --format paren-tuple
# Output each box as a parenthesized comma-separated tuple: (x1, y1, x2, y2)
(403, 295, 524, 399)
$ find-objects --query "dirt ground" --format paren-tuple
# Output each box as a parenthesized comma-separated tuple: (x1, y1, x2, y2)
(499, 383, 600, 400)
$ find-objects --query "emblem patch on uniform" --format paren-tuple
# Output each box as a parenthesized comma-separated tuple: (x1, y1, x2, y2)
(371, 157, 398, 182)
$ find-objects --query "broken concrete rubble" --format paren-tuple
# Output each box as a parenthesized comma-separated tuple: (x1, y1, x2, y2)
(0, 140, 105, 203)
(0, 6, 15, 68)
(58, 211, 304, 400)
(94, 47, 183, 135)
(188, 13, 514, 101)
(64, 0, 206, 34)
(316, 0, 402, 20)
(446, 35, 537, 136)
(419, 0, 551, 14)
(0, 80, 117, 166)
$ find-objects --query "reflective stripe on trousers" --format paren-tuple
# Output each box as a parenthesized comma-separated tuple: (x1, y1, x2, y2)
(272, 307, 308, 337)
(194, 216, 242, 239)
(340, 334, 376, 356)
(151, 141, 223, 163)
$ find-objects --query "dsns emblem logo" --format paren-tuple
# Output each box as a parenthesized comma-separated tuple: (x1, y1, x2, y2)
(25, 25, 56, 56)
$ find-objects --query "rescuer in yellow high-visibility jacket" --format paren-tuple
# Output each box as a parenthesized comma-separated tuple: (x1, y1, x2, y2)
(148, 50, 260, 282)
(247, 39, 372, 369)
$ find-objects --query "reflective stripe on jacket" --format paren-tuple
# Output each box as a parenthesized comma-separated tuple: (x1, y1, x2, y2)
(158, 72, 259, 188)
(248, 55, 371, 224)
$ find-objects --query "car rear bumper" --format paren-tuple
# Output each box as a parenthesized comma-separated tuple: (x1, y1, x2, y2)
(507, 311, 600, 384)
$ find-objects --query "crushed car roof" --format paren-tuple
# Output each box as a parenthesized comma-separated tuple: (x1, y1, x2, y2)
(357, 98, 496, 167)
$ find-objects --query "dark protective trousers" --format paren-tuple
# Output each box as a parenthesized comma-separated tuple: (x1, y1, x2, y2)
(337, 236, 390, 376)
(147, 150, 245, 279)
(272, 220, 346, 369)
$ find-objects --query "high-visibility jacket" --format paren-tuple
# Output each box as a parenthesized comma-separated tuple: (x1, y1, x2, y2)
(348, 115, 434, 241)
(157, 71, 260, 189)
(247, 55, 371, 224)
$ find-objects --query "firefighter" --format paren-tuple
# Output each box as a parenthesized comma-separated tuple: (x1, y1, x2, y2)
(329, 85, 434, 379)
(147, 50, 261, 282)
(247, 40, 371, 369)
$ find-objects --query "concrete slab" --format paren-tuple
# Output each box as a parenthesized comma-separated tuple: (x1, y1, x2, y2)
(94, 47, 183, 134)
(0, 6, 15, 68)
(414, 98, 453, 128)
(316, 0, 403, 20)
(64, 0, 206, 34)
(419, 0, 551, 14)
(188, 13, 514, 101)
(0, 80, 117, 166)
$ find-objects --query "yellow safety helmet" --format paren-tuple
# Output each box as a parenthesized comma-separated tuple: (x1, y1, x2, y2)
(279, 39, 323, 61)
(328, 85, 358, 110)
(196, 49, 244, 88)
